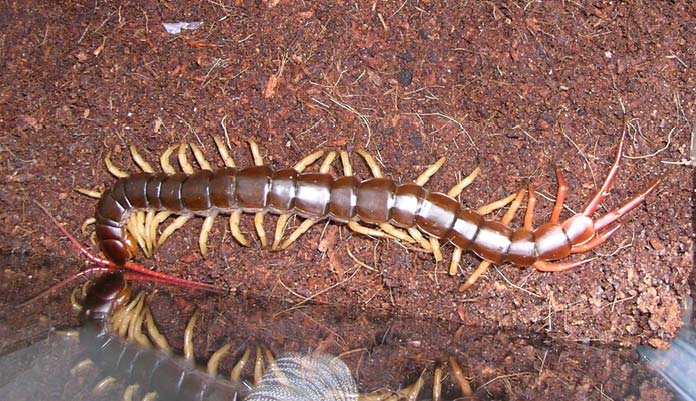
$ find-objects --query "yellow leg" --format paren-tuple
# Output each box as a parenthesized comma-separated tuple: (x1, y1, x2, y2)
(253, 345, 265, 385)
(356, 149, 383, 177)
(415, 156, 446, 186)
(430, 237, 443, 262)
(129, 145, 155, 173)
(160, 144, 178, 174)
(76, 188, 102, 198)
(144, 306, 170, 351)
(213, 135, 236, 167)
(184, 311, 200, 363)
(189, 142, 212, 170)
(379, 223, 415, 243)
(319, 151, 337, 173)
(207, 344, 232, 376)
(254, 212, 268, 248)
(92, 377, 116, 395)
(292, 149, 325, 171)
(449, 247, 463, 275)
(149, 211, 173, 252)
(199, 213, 218, 257)
(123, 384, 139, 401)
(141, 392, 157, 401)
(230, 347, 252, 383)
(408, 227, 432, 252)
(178, 143, 195, 174)
(433, 366, 443, 401)
(80, 217, 96, 235)
(125, 212, 148, 257)
(348, 221, 394, 239)
(70, 359, 94, 376)
(449, 357, 474, 398)
(477, 192, 517, 215)
(280, 219, 318, 250)
(157, 214, 192, 248)
(447, 166, 481, 197)
(229, 211, 249, 246)
(272, 214, 290, 250)
(104, 152, 129, 178)
(248, 140, 264, 166)
(340, 150, 352, 176)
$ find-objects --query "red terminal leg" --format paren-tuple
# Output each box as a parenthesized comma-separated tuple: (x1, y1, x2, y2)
(571, 223, 622, 254)
(550, 168, 568, 224)
(532, 258, 595, 272)
(582, 134, 626, 216)
(524, 183, 536, 230)
(592, 177, 662, 232)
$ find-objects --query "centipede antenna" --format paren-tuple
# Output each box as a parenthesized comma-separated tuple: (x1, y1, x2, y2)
(18, 266, 110, 307)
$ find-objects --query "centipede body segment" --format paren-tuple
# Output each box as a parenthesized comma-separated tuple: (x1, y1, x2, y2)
(86, 133, 660, 290)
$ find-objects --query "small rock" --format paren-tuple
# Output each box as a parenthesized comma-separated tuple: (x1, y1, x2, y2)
(398, 69, 413, 86)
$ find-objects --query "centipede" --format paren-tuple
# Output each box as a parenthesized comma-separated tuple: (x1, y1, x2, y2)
(78, 132, 660, 291)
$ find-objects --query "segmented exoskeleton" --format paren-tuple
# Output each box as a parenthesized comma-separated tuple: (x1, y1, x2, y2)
(83, 133, 660, 290)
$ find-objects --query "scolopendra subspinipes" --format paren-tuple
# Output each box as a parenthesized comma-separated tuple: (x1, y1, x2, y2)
(75, 132, 660, 291)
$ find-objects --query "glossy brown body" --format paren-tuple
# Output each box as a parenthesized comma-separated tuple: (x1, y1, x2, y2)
(79, 273, 246, 401)
(96, 167, 595, 266)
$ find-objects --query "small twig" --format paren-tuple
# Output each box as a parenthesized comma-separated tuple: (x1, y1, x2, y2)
(623, 127, 676, 160)
(494, 267, 544, 298)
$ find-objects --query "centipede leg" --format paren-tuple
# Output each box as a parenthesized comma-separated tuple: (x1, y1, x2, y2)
(459, 188, 526, 291)
(432, 366, 443, 401)
(105, 151, 129, 178)
(347, 221, 395, 239)
(279, 219, 319, 250)
(550, 168, 568, 223)
(184, 310, 200, 362)
(189, 142, 213, 171)
(198, 213, 218, 256)
(230, 211, 250, 246)
(524, 183, 536, 230)
(160, 144, 178, 174)
(449, 357, 475, 398)
(271, 214, 290, 250)
(476, 191, 518, 215)
(129, 145, 155, 173)
(208, 344, 232, 375)
(254, 345, 265, 385)
(213, 135, 237, 167)
(247, 140, 271, 247)
(230, 347, 252, 383)
(144, 306, 170, 350)
(178, 143, 195, 174)
(123, 384, 139, 401)
(92, 376, 117, 395)
(254, 212, 268, 248)
(157, 214, 192, 248)
(447, 166, 482, 197)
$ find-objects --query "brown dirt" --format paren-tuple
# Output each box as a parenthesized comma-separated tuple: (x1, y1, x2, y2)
(0, 1, 693, 400)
